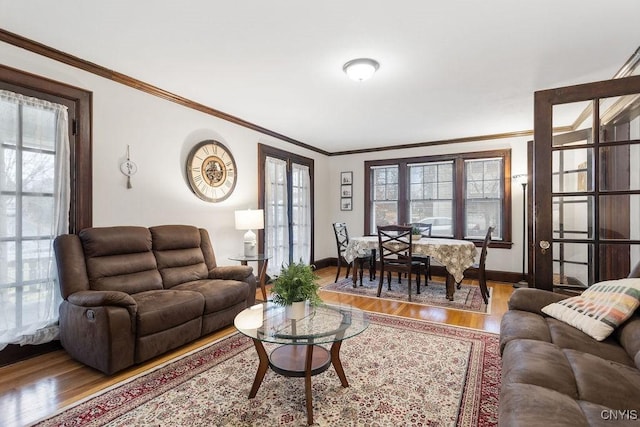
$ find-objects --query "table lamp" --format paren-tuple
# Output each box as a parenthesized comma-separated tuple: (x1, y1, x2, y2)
(235, 209, 264, 257)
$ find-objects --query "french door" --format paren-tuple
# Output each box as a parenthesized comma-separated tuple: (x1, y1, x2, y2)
(533, 75, 640, 290)
(258, 144, 314, 277)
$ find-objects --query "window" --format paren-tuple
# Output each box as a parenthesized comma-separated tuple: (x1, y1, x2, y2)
(371, 165, 398, 227)
(365, 149, 511, 246)
(409, 161, 454, 236)
(0, 66, 91, 352)
(464, 158, 503, 239)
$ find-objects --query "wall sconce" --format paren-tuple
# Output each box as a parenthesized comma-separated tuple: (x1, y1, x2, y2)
(235, 209, 264, 257)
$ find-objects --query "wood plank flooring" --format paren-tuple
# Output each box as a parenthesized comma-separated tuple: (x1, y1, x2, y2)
(0, 266, 513, 427)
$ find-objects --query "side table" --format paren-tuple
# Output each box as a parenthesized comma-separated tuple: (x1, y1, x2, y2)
(229, 254, 270, 301)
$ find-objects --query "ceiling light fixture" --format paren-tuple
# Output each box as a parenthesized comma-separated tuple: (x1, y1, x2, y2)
(343, 58, 380, 82)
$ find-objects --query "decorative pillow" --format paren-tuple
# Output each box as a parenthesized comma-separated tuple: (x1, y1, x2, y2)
(541, 278, 640, 341)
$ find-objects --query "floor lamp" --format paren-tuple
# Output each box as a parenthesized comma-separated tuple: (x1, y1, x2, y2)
(513, 174, 529, 288)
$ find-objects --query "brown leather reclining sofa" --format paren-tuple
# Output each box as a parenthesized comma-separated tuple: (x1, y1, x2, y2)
(499, 285, 640, 426)
(54, 224, 257, 375)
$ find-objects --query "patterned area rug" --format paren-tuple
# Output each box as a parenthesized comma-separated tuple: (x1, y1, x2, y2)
(34, 314, 500, 426)
(323, 276, 490, 313)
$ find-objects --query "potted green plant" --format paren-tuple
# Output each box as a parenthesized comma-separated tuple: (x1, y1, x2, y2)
(411, 226, 423, 239)
(271, 260, 322, 319)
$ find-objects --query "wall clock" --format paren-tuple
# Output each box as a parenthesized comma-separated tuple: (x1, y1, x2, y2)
(186, 140, 237, 202)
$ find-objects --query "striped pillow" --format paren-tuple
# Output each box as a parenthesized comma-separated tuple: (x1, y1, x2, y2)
(541, 278, 640, 341)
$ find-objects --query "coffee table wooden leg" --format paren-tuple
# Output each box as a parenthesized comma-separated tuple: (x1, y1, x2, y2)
(248, 339, 269, 398)
(330, 340, 348, 387)
(304, 345, 314, 425)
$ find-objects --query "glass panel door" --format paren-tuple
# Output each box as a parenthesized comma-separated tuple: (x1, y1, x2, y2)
(533, 75, 640, 290)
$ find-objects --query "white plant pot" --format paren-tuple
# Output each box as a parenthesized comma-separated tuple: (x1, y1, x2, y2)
(285, 301, 307, 320)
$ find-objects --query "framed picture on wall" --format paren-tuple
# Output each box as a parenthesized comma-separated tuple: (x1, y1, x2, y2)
(340, 198, 352, 211)
(341, 171, 353, 185)
(341, 185, 352, 197)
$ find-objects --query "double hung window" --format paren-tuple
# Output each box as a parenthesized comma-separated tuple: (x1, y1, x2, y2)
(365, 150, 511, 245)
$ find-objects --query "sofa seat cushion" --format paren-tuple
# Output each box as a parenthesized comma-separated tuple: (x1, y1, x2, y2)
(548, 318, 635, 366)
(173, 279, 249, 314)
(132, 289, 204, 336)
(565, 349, 640, 411)
(499, 383, 590, 427)
(502, 339, 579, 398)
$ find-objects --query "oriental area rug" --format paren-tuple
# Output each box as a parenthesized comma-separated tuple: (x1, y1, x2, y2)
(33, 314, 500, 427)
(323, 277, 491, 314)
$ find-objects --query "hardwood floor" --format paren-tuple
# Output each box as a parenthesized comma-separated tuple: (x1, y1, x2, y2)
(0, 266, 513, 427)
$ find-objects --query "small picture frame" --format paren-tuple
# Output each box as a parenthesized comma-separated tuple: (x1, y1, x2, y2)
(340, 198, 352, 211)
(341, 184, 352, 197)
(341, 171, 353, 185)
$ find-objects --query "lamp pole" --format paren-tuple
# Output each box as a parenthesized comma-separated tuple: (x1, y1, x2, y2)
(513, 175, 529, 288)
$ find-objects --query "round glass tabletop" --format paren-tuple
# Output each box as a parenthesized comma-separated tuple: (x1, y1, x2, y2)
(234, 302, 369, 346)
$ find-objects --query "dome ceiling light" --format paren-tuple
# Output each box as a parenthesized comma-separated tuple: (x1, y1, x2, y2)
(343, 58, 380, 82)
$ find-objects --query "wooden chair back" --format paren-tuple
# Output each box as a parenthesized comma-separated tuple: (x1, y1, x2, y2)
(411, 222, 432, 237)
(333, 222, 349, 258)
(377, 225, 414, 267)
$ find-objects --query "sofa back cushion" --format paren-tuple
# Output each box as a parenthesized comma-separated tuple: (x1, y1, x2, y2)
(150, 225, 209, 288)
(80, 226, 163, 294)
(615, 311, 640, 369)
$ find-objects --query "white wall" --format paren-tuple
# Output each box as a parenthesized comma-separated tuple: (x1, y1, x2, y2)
(2, 40, 528, 274)
(1, 41, 331, 267)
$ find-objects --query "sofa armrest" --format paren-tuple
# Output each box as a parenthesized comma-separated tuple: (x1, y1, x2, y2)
(210, 265, 257, 306)
(67, 290, 137, 317)
(209, 265, 254, 281)
(508, 288, 569, 315)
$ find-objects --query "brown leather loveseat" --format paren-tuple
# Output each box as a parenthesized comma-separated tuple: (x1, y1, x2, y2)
(499, 287, 640, 426)
(54, 224, 257, 374)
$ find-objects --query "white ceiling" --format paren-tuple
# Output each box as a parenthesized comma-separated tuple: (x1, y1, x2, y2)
(2, 0, 640, 153)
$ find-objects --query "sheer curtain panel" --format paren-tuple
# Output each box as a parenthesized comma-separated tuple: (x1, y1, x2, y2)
(0, 90, 70, 350)
(291, 163, 311, 264)
(264, 156, 289, 276)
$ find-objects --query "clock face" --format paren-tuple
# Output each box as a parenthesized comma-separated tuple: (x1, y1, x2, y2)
(186, 140, 237, 202)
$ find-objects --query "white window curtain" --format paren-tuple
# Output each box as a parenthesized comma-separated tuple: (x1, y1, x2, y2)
(291, 163, 311, 264)
(0, 90, 70, 351)
(264, 156, 288, 276)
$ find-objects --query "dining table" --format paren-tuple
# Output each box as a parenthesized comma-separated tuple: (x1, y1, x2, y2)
(343, 235, 478, 301)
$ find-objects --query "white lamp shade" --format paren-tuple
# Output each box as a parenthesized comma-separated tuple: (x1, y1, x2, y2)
(343, 58, 380, 82)
(235, 209, 264, 230)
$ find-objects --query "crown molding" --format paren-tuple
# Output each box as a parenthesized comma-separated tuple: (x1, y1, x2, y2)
(1, 27, 547, 157)
(0, 28, 330, 156)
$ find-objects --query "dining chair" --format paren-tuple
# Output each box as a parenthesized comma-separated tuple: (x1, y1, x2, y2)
(395, 222, 432, 285)
(376, 225, 425, 302)
(332, 222, 374, 285)
(464, 226, 494, 304)
(410, 222, 432, 283)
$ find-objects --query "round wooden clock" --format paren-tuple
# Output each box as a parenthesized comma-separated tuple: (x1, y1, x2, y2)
(186, 140, 237, 202)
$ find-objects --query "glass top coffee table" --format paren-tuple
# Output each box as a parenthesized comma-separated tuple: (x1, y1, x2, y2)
(234, 302, 370, 425)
